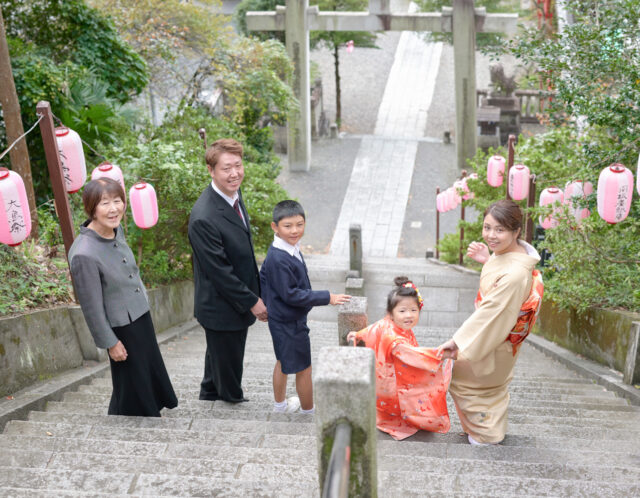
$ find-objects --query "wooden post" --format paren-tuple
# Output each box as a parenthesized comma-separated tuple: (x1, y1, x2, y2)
(452, 0, 478, 171)
(525, 175, 536, 243)
(36, 101, 75, 256)
(505, 134, 516, 200)
(198, 128, 207, 149)
(0, 5, 38, 236)
(435, 186, 440, 259)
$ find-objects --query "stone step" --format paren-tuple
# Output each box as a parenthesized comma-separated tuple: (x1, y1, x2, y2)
(378, 454, 639, 483)
(377, 471, 640, 497)
(0, 467, 318, 497)
(0, 449, 318, 483)
(377, 439, 640, 468)
(59, 390, 630, 408)
(0, 434, 314, 464)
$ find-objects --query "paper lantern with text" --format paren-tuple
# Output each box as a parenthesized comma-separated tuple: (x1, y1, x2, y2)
(508, 164, 530, 201)
(564, 180, 593, 222)
(597, 164, 634, 224)
(91, 162, 125, 192)
(487, 155, 506, 187)
(55, 127, 87, 193)
(539, 187, 564, 229)
(0, 168, 32, 246)
(129, 182, 158, 229)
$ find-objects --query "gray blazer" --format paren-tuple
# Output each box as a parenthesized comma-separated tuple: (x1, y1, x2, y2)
(68, 222, 150, 349)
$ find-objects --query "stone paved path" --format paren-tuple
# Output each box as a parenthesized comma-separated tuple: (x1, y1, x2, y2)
(329, 3, 443, 258)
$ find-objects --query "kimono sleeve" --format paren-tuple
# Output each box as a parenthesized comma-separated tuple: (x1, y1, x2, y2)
(453, 268, 530, 363)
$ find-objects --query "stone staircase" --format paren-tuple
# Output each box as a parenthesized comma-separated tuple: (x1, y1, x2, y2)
(1, 257, 639, 496)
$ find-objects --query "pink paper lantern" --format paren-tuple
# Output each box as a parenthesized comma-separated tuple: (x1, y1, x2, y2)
(446, 187, 458, 210)
(55, 127, 87, 193)
(346, 40, 354, 53)
(539, 187, 564, 229)
(508, 164, 530, 201)
(0, 168, 32, 246)
(461, 174, 477, 200)
(636, 153, 640, 196)
(597, 163, 634, 224)
(487, 155, 506, 187)
(129, 182, 158, 229)
(453, 180, 465, 204)
(564, 180, 593, 222)
(91, 162, 125, 193)
(436, 192, 447, 213)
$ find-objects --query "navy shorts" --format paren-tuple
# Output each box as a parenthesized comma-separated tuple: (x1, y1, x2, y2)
(268, 317, 311, 374)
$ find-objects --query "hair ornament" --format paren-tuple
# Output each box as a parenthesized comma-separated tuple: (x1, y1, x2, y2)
(403, 281, 424, 310)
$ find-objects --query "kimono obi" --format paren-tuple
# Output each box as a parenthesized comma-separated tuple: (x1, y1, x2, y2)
(475, 269, 544, 355)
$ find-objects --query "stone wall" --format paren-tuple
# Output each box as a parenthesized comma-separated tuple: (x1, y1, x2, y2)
(534, 300, 640, 375)
(0, 280, 194, 398)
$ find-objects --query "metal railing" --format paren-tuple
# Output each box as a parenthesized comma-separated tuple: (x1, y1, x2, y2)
(321, 421, 352, 498)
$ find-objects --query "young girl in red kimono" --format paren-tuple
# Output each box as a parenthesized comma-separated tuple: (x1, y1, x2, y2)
(347, 277, 453, 440)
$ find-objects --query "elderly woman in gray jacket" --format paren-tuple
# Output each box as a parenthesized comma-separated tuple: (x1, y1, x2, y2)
(69, 178, 177, 416)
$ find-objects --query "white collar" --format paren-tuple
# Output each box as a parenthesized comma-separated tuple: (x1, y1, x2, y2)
(273, 234, 302, 261)
(210, 181, 238, 207)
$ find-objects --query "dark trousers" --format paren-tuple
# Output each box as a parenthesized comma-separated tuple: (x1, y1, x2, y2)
(200, 327, 248, 402)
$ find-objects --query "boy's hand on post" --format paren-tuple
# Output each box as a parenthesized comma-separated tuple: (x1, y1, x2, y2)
(467, 241, 490, 264)
(330, 294, 351, 305)
(251, 298, 268, 322)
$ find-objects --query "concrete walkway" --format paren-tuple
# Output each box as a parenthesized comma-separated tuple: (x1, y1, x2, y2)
(330, 4, 443, 258)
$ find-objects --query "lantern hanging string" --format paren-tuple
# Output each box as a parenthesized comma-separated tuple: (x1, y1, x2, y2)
(0, 113, 44, 163)
(50, 111, 109, 162)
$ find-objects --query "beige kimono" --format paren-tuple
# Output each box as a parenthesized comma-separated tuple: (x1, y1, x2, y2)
(450, 241, 541, 443)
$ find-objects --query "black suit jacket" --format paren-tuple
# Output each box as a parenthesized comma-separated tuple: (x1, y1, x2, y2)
(188, 185, 260, 331)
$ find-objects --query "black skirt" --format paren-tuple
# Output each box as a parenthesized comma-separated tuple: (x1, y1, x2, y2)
(108, 312, 178, 417)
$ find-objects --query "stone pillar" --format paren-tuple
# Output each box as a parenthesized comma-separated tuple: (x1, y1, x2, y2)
(314, 346, 377, 497)
(349, 223, 363, 276)
(345, 277, 365, 297)
(623, 322, 640, 385)
(338, 296, 368, 345)
(285, 0, 311, 171)
(452, 0, 478, 170)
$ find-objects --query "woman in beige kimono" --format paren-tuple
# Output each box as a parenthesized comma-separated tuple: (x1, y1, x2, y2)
(437, 200, 543, 446)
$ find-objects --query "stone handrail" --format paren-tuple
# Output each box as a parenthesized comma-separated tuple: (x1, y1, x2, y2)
(477, 88, 556, 123)
(315, 346, 377, 498)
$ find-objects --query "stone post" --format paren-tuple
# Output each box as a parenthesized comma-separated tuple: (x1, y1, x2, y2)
(338, 296, 367, 345)
(349, 223, 363, 276)
(314, 346, 377, 497)
(285, 0, 311, 171)
(452, 0, 478, 170)
(345, 277, 365, 297)
(623, 322, 640, 385)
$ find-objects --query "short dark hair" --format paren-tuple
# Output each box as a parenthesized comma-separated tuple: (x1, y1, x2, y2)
(273, 200, 305, 224)
(82, 178, 126, 219)
(483, 199, 523, 237)
(205, 138, 243, 170)
(386, 276, 421, 313)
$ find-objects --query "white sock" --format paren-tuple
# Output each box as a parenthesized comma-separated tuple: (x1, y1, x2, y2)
(300, 406, 315, 414)
(273, 400, 287, 412)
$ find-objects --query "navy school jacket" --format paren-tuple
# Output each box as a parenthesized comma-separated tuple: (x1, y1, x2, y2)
(259, 245, 330, 323)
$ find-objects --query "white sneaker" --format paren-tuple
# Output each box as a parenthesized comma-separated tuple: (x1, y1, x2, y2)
(285, 396, 301, 413)
(468, 434, 499, 446)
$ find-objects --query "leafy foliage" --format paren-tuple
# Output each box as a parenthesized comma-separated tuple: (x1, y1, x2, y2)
(0, 243, 73, 315)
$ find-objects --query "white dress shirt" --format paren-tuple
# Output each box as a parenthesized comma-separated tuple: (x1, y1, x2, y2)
(211, 181, 245, 226)
(272, 234, 303, 263)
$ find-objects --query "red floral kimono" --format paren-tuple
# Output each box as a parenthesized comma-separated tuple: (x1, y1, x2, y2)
(353, 316, 453, 440)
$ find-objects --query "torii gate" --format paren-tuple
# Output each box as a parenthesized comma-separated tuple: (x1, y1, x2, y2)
(246, 0, 517, 171)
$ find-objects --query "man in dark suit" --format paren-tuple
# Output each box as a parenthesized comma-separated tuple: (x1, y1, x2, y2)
(188, 138, 268, 403)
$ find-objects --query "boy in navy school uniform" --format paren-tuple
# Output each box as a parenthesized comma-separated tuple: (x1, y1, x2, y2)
(260, 200, 350, 413)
